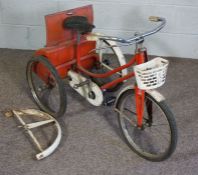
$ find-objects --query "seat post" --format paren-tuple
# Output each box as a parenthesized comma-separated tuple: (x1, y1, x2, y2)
(76, 30, 82, 66)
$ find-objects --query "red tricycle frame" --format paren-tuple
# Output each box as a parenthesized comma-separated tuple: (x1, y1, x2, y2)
(26, 4, 178, 161)
(34, 5, 146, 127)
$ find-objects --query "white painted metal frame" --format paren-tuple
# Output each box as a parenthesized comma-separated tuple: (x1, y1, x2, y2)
(12, 109, 62, 160)
(87, 33, 128, 77)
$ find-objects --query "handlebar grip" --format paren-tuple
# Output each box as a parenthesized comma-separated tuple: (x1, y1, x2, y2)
(149, 16, 161, 22)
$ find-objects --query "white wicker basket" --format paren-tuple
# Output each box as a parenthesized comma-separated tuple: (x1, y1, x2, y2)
(134, 57, 169, 90)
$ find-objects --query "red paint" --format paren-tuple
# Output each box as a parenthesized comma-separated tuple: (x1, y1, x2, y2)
(134, 51, 146, 127)
(45, 5, 93, 47)
(135, 86, 145, 127)
(33, 5, 149, 128)
(35, 5, 96, 79)
(101, 72, 135, 90)
(77, 54, 136, 78)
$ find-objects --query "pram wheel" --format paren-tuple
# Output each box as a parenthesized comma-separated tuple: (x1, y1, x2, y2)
(26, 56, 67, 118)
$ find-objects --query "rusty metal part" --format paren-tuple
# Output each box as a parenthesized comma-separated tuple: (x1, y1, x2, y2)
(3, 109, 62, 160)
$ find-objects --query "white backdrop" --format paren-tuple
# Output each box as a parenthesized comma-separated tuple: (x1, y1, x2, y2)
(0, 0, 198, 59)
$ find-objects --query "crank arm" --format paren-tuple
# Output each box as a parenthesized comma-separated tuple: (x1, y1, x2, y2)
(73, 79, 90, 89)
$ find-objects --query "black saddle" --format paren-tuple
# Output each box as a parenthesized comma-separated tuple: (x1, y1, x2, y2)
(63, 16, 95, 34)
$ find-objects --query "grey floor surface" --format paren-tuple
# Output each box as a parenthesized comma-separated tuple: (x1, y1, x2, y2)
(0, 48, 198, 175)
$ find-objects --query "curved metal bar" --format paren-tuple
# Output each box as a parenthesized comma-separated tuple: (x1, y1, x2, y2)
(12, 109, 62, 160)
(97, 16, 166, 44)
(36, 120, 62, 160)
(136, 17, 166, 39)
(89, 38, 143, 52)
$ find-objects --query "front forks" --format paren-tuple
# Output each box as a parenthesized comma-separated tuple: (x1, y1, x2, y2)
(135, 86, 154, 128)
(135, 86, 145, 128)
(134, 46, 148, 128)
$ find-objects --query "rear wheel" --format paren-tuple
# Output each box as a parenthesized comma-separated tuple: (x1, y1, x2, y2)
(92, 39, 127, 92)
(26, 56, 67, 118)
(116, 89, 177, 161)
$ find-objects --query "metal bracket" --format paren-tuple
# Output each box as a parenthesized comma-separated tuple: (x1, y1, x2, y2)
(5, 109, 62, 160)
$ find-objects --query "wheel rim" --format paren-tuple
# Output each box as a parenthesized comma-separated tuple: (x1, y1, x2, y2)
(27, 60, 62, 115)
(119, 92, 172, 159)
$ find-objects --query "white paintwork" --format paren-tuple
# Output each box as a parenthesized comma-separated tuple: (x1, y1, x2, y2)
(114, 85, 134, 108)
(12, 109, 62, 160)
(0, 1, 197, 58)
(92, 34, 127, 77)
(26, 119, 55, 129)
(146, 89, 165, 102)
(68, 70, 104, 106)
(86, 33, 101, 41)
(103, 40, 128, 76)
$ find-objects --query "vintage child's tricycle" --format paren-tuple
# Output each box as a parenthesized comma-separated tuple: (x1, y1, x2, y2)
(26, 5, 177, 161)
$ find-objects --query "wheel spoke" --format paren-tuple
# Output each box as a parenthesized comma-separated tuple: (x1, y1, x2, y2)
(148, 126, 170, 142)
(115, 108, 136, 127)
(37, 84, 50, 92)
(26, 56, 67, 117)
(117, 89, 177, 161)
(123, 108, 137, 115)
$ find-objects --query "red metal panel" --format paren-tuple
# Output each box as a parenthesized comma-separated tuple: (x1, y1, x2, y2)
(45, 5, 93, 47)
(34, 5, 96, 79)
(35, 40, 97, 78)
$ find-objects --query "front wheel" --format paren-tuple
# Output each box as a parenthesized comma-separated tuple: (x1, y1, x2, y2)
(116, 89, 177, 161)
(26, 56, 67, 118)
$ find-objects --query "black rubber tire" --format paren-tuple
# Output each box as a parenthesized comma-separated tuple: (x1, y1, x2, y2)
(92, 40, 123, 92)
(116, 89, 177, 161)
(26, 56, 67, 118)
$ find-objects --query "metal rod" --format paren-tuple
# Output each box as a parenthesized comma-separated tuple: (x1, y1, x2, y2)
(13, 110, 43, 152)
(100, 62, 122, 76)
(26, 119, 55, 129)
(27, 129, 43, 152)
(114, 108, 136, 126)
(97, 17, 166, 44)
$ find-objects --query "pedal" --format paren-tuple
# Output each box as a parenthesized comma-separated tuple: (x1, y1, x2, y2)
(73, 79, 90, 89)
(103, 96, 116, 106)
